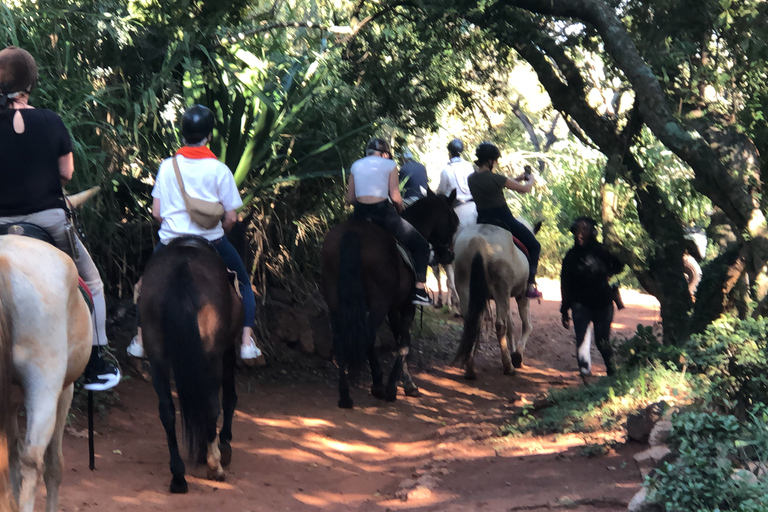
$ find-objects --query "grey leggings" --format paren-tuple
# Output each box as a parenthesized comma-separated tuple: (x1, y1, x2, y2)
(0, 208, 107, 347)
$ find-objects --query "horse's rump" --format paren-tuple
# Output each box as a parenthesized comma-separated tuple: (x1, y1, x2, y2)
(141, 245, 240, 458)
(0, 256, 16, 512)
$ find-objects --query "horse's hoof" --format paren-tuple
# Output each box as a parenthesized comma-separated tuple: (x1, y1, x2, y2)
(338, 398, 354, 409)
(207, 467, 226, 482)
(464, 371, 477, 381)
(385, 387, 398, 402)
(511, 352, 523, 369)
(170, 477, 188, 494)
(219, 442, 232, 468)
(503, 367, 516, 376)
(404, 387, 421, 398)
(371, 384, 386, 400)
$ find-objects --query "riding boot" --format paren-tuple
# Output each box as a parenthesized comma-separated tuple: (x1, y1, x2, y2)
(83, 345, 121, 391)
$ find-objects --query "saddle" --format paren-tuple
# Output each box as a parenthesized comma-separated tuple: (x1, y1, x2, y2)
(0, 222, 95, 312)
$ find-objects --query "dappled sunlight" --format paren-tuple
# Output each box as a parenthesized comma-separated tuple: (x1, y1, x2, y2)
(185, 476, 235, 490)
(295, 491, 377, 507)
(378, 489, 457, 509)
(253, 446, 326, 464)
(234, 410, 334, 429)
(302, 432, 385, 455)
(112, 491, 168, 506)
(418, 373, 502, 400)
(360, 427, 391, 439)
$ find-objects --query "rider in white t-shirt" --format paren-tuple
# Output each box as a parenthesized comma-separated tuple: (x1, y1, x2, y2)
(128, 105, 260, 361)
(436, 138, 477, 227)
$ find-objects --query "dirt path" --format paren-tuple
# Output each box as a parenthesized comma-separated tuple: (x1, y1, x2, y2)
(55, 279, 660, 512)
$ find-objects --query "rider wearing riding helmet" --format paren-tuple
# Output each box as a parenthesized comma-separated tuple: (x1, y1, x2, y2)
(468, 142, 542, 299)
(0, 46, 120, 390)
(398, 148, 428, 207)
(128, 104, 260, 361)
(347, 138, 431, 305)
(437, 138, 477, 225)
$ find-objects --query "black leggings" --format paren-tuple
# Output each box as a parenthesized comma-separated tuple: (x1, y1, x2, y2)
(354, 201, 429, 282)
(476, 205, 540, 284)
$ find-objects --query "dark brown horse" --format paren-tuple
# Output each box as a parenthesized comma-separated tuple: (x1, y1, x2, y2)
(322, 190, 458, 408)
(138, 237, 243, 493)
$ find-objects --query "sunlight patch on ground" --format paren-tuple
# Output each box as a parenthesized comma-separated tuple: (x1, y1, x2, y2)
(303, 432, 386, 455)
(185, 476, 235, 490)
(294, 491, 374, 507)
(418, 373, 502, 400)
(493, 432, 623, 458)
(361, 427, 391, 439)
(234, 411, 334, 429)
(378, 489, 456, 509)
(112, 491, 168, 505)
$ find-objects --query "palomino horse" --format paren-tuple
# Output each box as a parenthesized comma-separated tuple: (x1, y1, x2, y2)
(0, 236, 92, 512)
(322, 190, 459, 408)
(431, 200, 476, 311)
(138, 237, 242, 493)
(453, 223, 538, 379)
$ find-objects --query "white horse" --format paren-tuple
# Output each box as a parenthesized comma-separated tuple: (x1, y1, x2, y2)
(452, 223, 535, 379)
(0, 236, 92, 512)
(432, 201, 476, 311)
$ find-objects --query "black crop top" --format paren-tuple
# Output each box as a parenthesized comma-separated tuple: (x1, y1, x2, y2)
(0, 108, 71, 216)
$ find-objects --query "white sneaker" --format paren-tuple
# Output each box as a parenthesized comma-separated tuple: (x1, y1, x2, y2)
(240, 340, 262, 360)
(127, 335, 145, 358)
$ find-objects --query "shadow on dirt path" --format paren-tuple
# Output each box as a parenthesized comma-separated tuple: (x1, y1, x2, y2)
(54, 279, 657, 511)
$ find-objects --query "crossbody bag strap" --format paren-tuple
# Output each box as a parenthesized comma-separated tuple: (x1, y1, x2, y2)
(171, 156, 193, 212)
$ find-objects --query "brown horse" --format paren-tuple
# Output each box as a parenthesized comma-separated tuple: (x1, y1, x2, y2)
(138, 237, 242, 493)
(322, 190, 458, 408)
(0, 236, 92, 512)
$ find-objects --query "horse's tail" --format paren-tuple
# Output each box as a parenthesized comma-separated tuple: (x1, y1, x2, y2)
(162, 259, 216, 460)
(0, 259, 17, 512)
(453, 252, 487, 365)
(334, 231, 369, 374)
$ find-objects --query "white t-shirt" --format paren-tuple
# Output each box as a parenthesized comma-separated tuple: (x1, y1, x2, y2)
(152, 155, 243, 243)
(350, 155, 397, 199)
(437, 157, 474, 202)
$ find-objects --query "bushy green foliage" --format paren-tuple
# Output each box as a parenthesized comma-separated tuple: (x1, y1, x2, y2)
(647, 409, 768, 512)
(685, 316, 768, 414)
(502, 363, 689, 436)
(618, 324, 685, 371)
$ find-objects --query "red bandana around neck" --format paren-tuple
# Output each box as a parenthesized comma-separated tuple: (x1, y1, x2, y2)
(176, 146, 218, 160)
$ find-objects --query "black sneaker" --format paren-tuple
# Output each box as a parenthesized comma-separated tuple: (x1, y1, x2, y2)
(83, 346, 121, 391)
(412, 288, 432, 306)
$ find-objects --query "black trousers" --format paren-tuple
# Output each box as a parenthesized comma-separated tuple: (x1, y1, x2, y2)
(476, 205, 540, 284)
(572, 302, 615, 376)
(354, 201, 429, 282)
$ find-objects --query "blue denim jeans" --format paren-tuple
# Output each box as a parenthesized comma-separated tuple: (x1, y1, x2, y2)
(155, 236, 256, 328)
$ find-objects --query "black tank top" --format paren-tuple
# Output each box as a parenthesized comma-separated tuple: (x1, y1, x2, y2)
(0, 108, 71, 215)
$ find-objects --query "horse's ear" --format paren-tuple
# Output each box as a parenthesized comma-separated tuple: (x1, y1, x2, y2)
(447, 189, 457, 205)
(534, 220, 543, 234)
(426, 187, 436, 198)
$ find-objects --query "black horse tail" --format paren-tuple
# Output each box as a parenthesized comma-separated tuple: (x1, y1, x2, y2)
(162, 260, 215, 460)
(334, 231, 369, 375)
(453, 253, 488, 365)
(0, 259, 17, 512)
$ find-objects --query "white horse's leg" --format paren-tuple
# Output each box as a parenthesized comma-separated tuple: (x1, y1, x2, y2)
(445, 263, 460, 313)
(513, 297, 532, 368)
(494, 295, 514, 375)
(43, 383, 73, 512)
(433, 264, 444, 307)
(18, 384, 60, 512)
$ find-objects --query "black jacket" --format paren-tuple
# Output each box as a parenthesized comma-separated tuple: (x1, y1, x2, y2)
(560, 241, 624, 313)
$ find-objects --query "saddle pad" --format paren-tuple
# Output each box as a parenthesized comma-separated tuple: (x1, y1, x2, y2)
(512, 237, 529, 257)
(395, 241, 416, 276)
(78, 276, 94, 313)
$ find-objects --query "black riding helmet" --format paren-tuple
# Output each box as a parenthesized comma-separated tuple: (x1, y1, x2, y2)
(181, 105, 215, 145)
(0, 46, 38, 98)
(475, 142, 501, 166)
(447, 138, 464, 156)
(366, 138, 392, 158)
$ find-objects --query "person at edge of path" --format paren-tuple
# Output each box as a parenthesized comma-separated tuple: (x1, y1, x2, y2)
(560, 216, 625, 377)
(347, 138, 432, 306)
(0, 46, 120, 391)
(126, 104, 261, 361)
(436, 138, 477, 225)
(467, 142, 542, 299)
(398, 148, 429, 208)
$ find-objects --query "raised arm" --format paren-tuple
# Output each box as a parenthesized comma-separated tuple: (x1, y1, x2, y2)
(389, 166, 403, 213)
(504, 174, 535, 194)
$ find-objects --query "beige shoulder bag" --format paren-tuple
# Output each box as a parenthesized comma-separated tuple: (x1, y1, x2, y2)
(171, 156, 225, 230)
